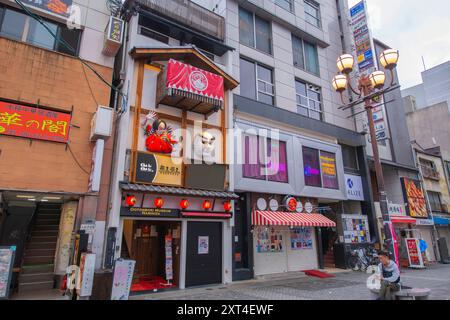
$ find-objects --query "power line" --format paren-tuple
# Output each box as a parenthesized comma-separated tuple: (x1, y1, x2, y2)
(67, 144, 90, 175)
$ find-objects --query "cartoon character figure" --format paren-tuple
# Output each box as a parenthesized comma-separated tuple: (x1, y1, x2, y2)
(194, 131, 216, 163)
(141, 112, 177, 154)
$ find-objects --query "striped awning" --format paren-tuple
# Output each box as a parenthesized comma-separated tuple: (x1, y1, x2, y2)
(390, 216, 416, 224)
(252, 211, 336, 227)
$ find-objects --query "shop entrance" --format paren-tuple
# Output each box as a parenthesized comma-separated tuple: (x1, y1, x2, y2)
(186, 221, 222, 287)
(122, 220, 181, 293)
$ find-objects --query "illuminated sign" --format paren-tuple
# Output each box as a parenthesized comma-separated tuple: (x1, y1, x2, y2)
(21, 0, 72, 18)
(0, 101, 71, 143)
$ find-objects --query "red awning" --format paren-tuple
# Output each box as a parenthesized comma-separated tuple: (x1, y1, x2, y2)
(390, 216, 416, 224)
(182, 212, 232, 218)
(252, 211, 336, 227)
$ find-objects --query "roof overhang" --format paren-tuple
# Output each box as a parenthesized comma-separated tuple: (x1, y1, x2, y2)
(130, 46, 239, 90)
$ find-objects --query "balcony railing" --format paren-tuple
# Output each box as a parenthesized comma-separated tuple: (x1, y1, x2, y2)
(421, 165, 440, 180)
(136, 0, 225, 41)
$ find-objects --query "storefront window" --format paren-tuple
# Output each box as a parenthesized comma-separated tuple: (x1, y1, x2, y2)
(320, 151, 339, 189)
(303, 146, 321, 187)
(243, 135, 265, 180)
(290, 227, 313, 249)
(255, 226, 284, 253)
(267, 139, 288, 183)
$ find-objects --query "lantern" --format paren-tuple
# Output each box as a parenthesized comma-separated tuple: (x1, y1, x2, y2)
(336, 54, 354, 74)
(202, 200, 212, 211)
(180, 199, 190, 210)
(379, 49, 399, 70)
(369, 71, 386, 89)
(332, 74, 348, 93)
(126, 195, 136, 207)
(154, 197, 164, 208)
(223, 201, 232, 212)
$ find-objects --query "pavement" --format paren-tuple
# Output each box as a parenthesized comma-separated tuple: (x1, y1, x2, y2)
(130, 263, 450, 300)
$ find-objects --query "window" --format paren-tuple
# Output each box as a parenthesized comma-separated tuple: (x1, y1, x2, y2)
(275, 0, 294, 12)
(139, 26, 169, 44)
(419, 158, 440, 180)
(303, 147, 339, 189)
(342, 145, 359, 171)
(292, 35, 319, 75)
(295, 80, 322, 120)
(0, 7, 81, 56)
(304, 0, 321, 28)
(427, 191, 442, 212)
(243, 136, 288, 183)
(240, 58, 274, 105)
(239, 7, 272, 55)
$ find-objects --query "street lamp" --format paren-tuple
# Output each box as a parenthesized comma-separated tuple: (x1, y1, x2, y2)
(331, 49, 400, 262)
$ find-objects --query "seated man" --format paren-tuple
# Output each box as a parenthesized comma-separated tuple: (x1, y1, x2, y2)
(378, 250, 401, 300)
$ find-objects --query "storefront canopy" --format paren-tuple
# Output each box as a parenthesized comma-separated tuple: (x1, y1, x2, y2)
(434, 216, 450, 226)
(252, 211, 336, 227)
(390, 216, 417, 224)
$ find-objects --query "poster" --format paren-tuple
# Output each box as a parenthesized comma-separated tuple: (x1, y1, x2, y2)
(255, 227, 283, 253)
(78, 253, 96, 297)
(290, 228, 313, 250)
(165, 235, 173, 281)
(401, 178, 428, 218)
(342, 214, 371, 243)
(0, 246, 15, 300)
(406, 238, 424, 268)
(198, 236, 209, 255)
(111, 259, 136, 300)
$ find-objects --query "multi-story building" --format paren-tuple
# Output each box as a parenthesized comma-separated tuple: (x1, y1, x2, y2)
(0, 0, 117, 297)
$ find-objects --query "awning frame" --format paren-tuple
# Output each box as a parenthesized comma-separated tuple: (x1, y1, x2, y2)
(252, 210, 336, 228)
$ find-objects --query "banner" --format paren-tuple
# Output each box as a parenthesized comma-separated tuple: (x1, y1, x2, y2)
(111, 259, 136, 300)
(0, 101, 71, 143)
(166, 59, 224, 103)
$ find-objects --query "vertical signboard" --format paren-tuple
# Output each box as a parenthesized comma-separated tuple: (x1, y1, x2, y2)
(165, 235, 173, 281)
(406, 238, 424, 268)
(0, 246, 15, 300)
(78, 253, 96, 297)
(111, 259, 136, 300)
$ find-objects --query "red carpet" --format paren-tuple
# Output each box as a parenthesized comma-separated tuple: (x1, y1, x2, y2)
(131, 276, 177, 292)
(303, 270, 335, 278)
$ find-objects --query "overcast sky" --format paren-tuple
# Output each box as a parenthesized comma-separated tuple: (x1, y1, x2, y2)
(348, 0, 450, 89)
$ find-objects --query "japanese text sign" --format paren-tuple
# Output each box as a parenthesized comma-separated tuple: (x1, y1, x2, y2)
(21, 0, 72, 18)
(0, 101, 71, 143)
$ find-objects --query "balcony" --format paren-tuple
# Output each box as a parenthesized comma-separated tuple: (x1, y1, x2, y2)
(421, 165, 440, 181)
(135, 0, 225, 41)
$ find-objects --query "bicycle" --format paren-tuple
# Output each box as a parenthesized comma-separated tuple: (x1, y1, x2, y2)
(348, 246, 379, 273)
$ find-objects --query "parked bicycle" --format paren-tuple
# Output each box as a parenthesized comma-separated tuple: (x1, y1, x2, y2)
(348, 246, 379, 273)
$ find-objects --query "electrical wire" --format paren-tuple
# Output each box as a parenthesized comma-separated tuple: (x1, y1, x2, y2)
(67, 144, 91, 175)
(81, 61, 99, 107)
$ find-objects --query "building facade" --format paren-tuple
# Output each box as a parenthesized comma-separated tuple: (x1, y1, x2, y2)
(0, 0, 116, 296)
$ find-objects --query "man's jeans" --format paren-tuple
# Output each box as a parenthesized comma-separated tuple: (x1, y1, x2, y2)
(379, 280, 400, 300)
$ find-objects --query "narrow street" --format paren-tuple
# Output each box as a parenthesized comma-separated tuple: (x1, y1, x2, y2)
(131, 264, 450, 300)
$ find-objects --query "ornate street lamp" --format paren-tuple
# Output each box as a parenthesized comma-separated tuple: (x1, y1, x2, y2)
(331, 49, 401, 262)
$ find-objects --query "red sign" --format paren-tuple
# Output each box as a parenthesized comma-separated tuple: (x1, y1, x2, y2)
(0, 101, 71, 143)
(406, 238, 423, 267)
(166, 59, 224, 103)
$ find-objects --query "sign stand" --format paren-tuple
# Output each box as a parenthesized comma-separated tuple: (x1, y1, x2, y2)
(0, 246, 16, 300)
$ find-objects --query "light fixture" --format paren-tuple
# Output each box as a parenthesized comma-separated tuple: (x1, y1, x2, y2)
(336, 54, 354, 74)
(202, 200, 212, 211)
(27, 199, 36, 202)
(332, 74, 348, 93)
(154, 197, 164, 208)
(126, 195, 136, 207)
(16, 195, 34, 199)
(223, 201, 232, 212)
(43, 196, 62, 200)
(40, 199, 49, 202)
(179, 199, 190, 210)
(369, 70, 386, 89)
(379, 49, 399, 70)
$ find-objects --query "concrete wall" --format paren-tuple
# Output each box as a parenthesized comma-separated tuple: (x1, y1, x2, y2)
(0, 38, 113, 194)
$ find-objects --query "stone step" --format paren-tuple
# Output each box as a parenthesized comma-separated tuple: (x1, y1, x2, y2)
(33, 224, 59, 231)
(27, 242, 57, 250)
(21, 264, 54, 274)
(31, 230, 59, 237)
(18, 281, 54, 293)
(29, 236, 58, 243)
(24, 248, 56, 257)
(23, 255, 54, 265)
(19, 272, 55, 283)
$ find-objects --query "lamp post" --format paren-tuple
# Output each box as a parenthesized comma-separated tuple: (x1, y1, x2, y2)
(332, 49, 400, 262)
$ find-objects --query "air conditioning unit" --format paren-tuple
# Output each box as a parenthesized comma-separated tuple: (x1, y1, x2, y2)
(90, 106, 114, 141)
(102, 16, 125, 57)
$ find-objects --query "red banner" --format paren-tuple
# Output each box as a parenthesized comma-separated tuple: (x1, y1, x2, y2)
(166, 59, 224, 102)
(0, 101, 71, 143)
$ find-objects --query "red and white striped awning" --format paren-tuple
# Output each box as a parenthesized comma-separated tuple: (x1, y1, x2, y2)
(252, 211, 336, 227)
(390, 215, 416, 224)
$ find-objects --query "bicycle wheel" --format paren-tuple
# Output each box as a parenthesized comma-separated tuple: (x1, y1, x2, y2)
(349, 257, 360, 271)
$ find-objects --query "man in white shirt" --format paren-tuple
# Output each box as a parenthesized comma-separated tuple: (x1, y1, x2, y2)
(377, 250, 401, 300)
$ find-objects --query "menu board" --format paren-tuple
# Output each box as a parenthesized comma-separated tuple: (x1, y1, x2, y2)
(406, 238, 424, 268)
(342, 214, 371, 244)
(0, 246, 16, 300)
(255, 227, 284, 253)
(111, 259, 136, 300)
(290, 228, 313, 250)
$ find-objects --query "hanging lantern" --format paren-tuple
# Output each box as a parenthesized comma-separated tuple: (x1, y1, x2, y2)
(202, 200, 212, 211)
(223, 201, 232, 212)
(180, 199, 190, 210)
(154, 197, 164, 208)
(126, 195, 136, 207)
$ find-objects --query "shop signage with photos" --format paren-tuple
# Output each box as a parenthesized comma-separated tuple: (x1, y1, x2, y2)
(255, 227, 284, 253)
(401, 178, 428, 218)
(22, 0, 72, 18)
(111, 259, 136, 300)
(406, 238, 424, 268)
(0, 246, 15, 300)
(345, 174, 365, 201)
(0, 101, 71, 143)
(290, 228, 313, 250)
(135, 151, 182, 186)
(341, 214, 370, 244)
(198, 236, 209, 255)
(120, 207, 180, 218)
(165, 235, 173, 281)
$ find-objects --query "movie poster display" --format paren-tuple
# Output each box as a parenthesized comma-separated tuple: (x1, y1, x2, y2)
(255, 227, 284, 253)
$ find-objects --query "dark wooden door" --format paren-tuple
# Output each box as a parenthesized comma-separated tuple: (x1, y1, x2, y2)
(186, 222, 222, 287)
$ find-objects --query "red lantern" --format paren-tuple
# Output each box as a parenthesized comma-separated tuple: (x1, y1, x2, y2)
(154, 197, 164, 208)
(223, 201, 232, 212)
(180, 199, 190, 210)
(287, 197, 297, 212)
(202, 200, 212, 211)
(126, 195, 136, 207)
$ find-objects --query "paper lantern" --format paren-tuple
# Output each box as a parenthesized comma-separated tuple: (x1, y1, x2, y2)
(180, 199, 190, 210)
(126, 195, 136, 207)
(154, 197, 164, 208)
(202, 200, 212, 211)
(223, 201, 232, 212)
